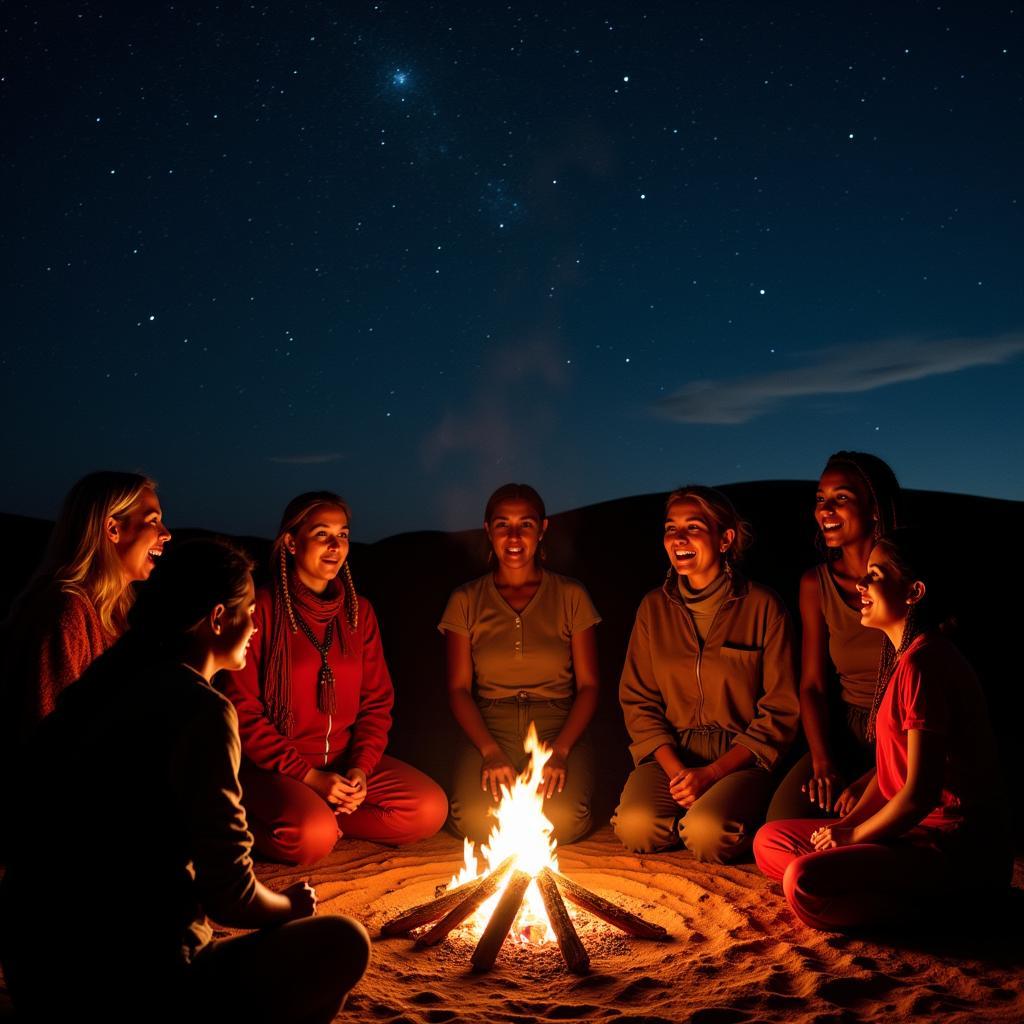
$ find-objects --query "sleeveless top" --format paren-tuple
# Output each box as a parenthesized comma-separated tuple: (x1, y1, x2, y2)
(816, 562, 881, 711)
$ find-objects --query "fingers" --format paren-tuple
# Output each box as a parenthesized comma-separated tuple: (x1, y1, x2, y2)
(541, 768, 566, 799)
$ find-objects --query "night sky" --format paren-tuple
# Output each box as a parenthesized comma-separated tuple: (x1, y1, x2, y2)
(3, 2, 1022, 540)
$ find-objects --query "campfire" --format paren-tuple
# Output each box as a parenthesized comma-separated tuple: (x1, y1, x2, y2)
(382, 725, 667, 974)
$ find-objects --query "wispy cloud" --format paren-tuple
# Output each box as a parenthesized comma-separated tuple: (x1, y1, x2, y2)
(267, 452, 346, 465)
(656, 333, 1024, 425)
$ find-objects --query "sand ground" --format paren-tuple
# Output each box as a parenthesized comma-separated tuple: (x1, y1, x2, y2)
(235, 826, 1024, 1024)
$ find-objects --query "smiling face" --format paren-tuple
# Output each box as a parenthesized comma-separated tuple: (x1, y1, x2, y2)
(856, 543, 924, 646)
(664, 498, 735, 590)
(109, 487, 171, 584)
(485, 498, 547, 572)
(286, 504, 350, 594)
(815, 467, 875, 550)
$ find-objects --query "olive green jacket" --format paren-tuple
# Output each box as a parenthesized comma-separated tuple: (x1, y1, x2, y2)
(619, 574, 799, 770)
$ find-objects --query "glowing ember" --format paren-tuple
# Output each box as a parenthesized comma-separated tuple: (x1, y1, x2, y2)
(447, 723, 560, 945)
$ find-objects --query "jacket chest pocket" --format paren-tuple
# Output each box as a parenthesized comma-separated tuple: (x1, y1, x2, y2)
(718, 644, 763, 688)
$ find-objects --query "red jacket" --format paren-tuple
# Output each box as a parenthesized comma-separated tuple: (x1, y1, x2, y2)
(221, 586, 394, 780)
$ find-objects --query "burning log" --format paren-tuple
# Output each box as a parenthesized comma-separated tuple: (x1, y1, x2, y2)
(414, 857, 516, 948)
(550, 869, 668, 940)
(470, 869, 532, 972)
(536, 868, 589, 974)
(381, 860, 511, 937)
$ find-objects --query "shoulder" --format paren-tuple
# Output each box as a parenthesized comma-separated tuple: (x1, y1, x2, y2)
(902, 632, 972, 679)
(740, 579, 789, 615)
(449, 574, 490, 601)
(637, 585, 670, 616)
(543, 570, 592, 600)
(799, 565, 823, 596)
(52, 588, 102, 630)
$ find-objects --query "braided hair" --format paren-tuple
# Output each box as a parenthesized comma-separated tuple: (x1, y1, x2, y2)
(264, 492, 358, 735)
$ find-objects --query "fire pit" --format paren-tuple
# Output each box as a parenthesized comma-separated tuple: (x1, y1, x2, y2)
(381, 725, 668, 974)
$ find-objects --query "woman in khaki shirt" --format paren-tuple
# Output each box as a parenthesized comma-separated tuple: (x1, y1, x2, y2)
(439, 483, 601, 846)
(614, 485, 799, 863)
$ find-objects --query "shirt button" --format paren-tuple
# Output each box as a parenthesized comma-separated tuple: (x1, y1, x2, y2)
(515, 617, 521, 626)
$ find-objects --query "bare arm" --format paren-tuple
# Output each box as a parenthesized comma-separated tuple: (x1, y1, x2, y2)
(849, 730, 943, 843)
(552, 626, 599, 756)
(798, 568, 841, 809)
(445, 630, 516, 798)
(540, 627, 600, 796)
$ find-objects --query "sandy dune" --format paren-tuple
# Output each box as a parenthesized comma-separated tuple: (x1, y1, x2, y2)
(240, 826, 1024, 1024)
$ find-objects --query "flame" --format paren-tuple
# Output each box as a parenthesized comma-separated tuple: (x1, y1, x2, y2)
(447, 722, 560, 944)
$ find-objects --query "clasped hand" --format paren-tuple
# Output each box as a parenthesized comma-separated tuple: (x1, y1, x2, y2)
(669, 765, 716, 809)
(304, 767, 368, 813)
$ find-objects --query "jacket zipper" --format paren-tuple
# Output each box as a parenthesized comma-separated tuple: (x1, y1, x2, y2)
(676, 589, 735, 727)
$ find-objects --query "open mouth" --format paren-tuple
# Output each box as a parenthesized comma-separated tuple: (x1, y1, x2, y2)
(506, 546, 525, 556)
(673, 549, 696, 562)
(820, 521, 842, 532)
(147, 549, 163, 564)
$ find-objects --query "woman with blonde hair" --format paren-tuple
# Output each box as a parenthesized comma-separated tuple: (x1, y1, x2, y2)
(3, 470, 171, 727)
(613, 485, 799, 863)
(221, 491, 447, 865)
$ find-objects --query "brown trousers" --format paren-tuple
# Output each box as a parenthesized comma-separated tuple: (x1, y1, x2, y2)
(612, 728, 776, 863)
(448, 694, 595, 847)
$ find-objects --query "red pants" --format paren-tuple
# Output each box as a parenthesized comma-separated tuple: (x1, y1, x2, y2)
(753, 818, 951, 932)
(241, 754, 448, 865)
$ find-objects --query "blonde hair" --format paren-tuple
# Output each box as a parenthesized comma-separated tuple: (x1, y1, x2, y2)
(39, 471, 157, 637)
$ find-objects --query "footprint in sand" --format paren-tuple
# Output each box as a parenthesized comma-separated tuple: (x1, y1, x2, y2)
(616, 976, 668, 1001)
(424, 1012, 459, 1023)
(545, 1004, 602, 1019)
(688, 1009, 751, 1023)
(817, 973, 898, 1006)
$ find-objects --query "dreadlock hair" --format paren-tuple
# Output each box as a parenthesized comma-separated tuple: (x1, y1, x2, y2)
(127, 538, 254, 660)
(9, 471, 157, 638)
(484, 482, 548, 564)
(865, 528, 938, 742)
(817, 451, 902, 559)
(665, 485, 753, 571)
(265, 492, 358, 735)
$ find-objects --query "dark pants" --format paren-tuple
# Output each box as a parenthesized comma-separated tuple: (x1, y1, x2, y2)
(448, 695, 595, 847)
(766, 703, 873, 822)
(1, 913, 370, 1024)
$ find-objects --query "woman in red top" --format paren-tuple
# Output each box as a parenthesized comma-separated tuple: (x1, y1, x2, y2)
(753, 530, 1011, 931)
(3, 470, 171, 729)
(221, 491, 447, 865)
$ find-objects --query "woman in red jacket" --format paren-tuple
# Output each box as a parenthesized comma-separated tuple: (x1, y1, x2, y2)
(222, 491, 447, 865)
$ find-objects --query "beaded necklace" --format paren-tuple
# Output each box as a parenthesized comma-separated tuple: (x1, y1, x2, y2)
(292, 610, 337, 715)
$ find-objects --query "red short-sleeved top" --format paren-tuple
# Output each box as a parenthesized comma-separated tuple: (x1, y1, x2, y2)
(874, 631, 999, 832)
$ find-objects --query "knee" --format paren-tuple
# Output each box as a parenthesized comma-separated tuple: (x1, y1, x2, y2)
(544, 798, 592, 846)
(305, 916, 371, 1003)
(287, 803, 340, 866)
(406, 781, 449, 842)
(612, 801, 672, 853)
(679, 805, 751, 864)
(752, 822, 785, 878)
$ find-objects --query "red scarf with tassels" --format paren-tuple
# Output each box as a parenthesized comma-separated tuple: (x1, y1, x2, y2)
(263, 573, 348, 737)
